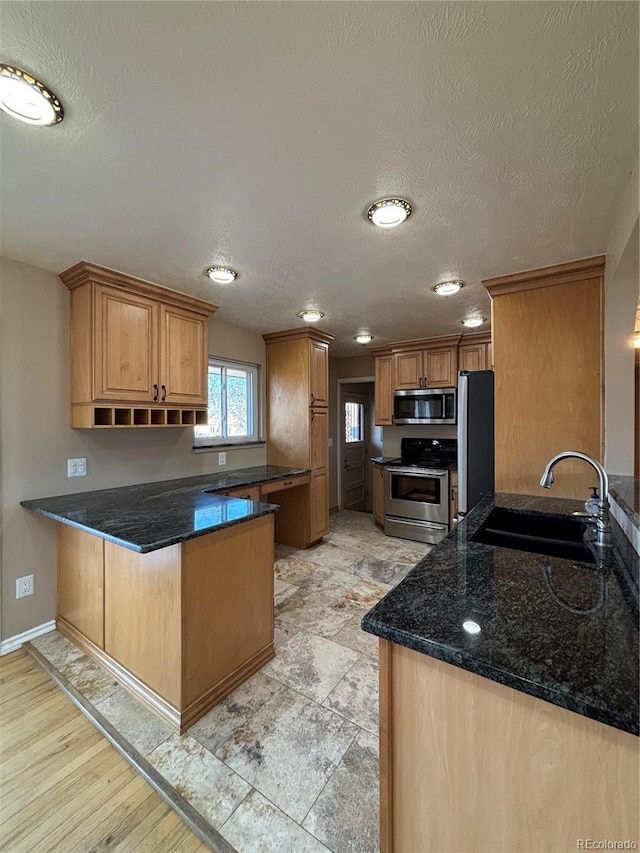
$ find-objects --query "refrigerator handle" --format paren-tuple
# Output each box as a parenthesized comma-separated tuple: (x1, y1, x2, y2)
(457, 372, 468, 515)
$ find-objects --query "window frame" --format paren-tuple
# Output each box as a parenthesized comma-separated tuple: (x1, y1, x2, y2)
(193, 356, 261, 448)
(344, 400, 366, 445)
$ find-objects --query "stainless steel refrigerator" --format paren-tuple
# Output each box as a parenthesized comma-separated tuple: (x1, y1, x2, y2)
(457, 369, 495, 517)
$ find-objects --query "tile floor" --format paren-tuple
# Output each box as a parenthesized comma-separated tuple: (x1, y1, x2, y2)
(29, 510, 431, 853)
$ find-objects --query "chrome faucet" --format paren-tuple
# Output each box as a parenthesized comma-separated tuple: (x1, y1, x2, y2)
(539, 451, 613, 546)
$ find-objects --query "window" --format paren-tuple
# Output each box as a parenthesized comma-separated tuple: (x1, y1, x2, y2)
(344, 401, 364, 444)
(194, 357, 260, 447)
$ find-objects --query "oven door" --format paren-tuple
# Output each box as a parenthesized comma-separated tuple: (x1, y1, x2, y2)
(385, 466, 449, 525)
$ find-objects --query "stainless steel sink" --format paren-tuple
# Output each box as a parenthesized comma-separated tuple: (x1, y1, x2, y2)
(472, 507, 597, 564)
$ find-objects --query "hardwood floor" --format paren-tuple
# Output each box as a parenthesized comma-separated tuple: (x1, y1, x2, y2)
(0, 648, 211, 852)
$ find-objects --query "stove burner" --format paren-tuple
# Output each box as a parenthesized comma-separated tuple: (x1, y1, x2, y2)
(399, 437, 457, 469)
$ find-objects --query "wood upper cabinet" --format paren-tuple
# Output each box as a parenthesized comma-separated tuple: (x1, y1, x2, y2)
(394, 341, 459, 390)
(395, 350, 424, 389)
(375, 355, 394, 426)
(159, 304, 207, 405)
(310, 339, 329, 406)
(424, 345, 458, 387)
(60, 262, 216, 426)
(458, 332, 492, 373)
(94, 285, 158, 402)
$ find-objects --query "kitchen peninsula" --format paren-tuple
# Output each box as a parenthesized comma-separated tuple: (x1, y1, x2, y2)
(21, 465, 309, 733)
(363, 491, 639, 852)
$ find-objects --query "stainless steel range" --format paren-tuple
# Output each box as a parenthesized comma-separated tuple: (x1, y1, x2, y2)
(384, 437, 456, 544)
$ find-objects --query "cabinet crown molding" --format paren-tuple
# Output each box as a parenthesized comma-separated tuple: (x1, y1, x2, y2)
(371, 333, 466, 356)
(59, 260, 218, 317)
(482, 255, 605, 297)
(262, 326, 334, 345)
(459, 331, 492, 345)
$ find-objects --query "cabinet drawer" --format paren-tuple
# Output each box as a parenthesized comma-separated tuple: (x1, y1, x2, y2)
(260, 474, 310, 496)
(225, 486, 261, 501)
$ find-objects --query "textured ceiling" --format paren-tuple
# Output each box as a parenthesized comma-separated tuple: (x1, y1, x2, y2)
(0, 1, 638, 356)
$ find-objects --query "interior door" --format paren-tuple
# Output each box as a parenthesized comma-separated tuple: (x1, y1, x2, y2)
(341, 392, 368, 512)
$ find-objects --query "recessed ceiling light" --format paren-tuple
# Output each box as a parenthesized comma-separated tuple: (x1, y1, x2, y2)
(461, 316, 486, 328)
(0, 63, 64, 126)
(205, 266, 238, 284)
(433, 280, 464, 296)
(354, 333, 373, 344)
(367, 197, 412, 228)
(298, 309, 324, 323)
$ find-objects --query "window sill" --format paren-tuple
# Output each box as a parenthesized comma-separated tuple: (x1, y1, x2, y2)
(192, 441, 266, 453)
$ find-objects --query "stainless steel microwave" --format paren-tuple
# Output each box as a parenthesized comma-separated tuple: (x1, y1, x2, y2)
(393, 387, 457, 425)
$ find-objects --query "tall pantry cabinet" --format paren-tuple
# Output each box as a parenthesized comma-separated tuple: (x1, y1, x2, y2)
(483, 256, 604, 499)
(263, 327, 333, 547)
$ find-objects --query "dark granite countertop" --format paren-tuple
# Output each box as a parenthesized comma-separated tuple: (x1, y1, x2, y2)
(21, 465, 310, 554)
(362, 491, 639, 736)
(371, 456, 401, 465)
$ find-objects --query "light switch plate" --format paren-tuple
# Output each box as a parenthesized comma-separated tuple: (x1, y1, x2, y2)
(218, 451, 226, 466)
(67, 457, 87, 477)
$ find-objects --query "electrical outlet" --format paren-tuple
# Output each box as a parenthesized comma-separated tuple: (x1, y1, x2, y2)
(218, 451, 226, 466)
(16, 574, 34, 599)
(67, 457, 87, 477)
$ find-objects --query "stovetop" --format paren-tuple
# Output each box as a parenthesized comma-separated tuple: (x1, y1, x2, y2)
(397, 437, 457, 469)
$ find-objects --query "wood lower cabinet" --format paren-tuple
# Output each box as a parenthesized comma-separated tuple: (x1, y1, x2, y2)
(57, 525, 104, 648)
(449, 469, 458, 529)
(372, 462, 385, 527)
(60, 261, 216, 428)
(309, 472, 329, 541)
(57, 516, 275, 733)
(380, 640, 639, 853)
(224, 485, 261, 500)
(263, 327, 333, 547)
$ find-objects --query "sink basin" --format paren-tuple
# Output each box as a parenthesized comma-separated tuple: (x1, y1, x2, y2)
(472, 507, 596, 564)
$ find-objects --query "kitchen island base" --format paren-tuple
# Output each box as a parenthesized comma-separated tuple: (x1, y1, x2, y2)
(380, 640, 639, 853)
(57, 515, 275, 734)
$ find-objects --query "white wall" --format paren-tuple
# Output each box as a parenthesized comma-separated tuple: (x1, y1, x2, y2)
(0, 257, 267, 641)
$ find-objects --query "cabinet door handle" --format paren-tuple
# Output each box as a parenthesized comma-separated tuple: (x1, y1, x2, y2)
(153, 384, 159, 402)
(310, 392, 315, 405)
(161, 384, 167, 402)
(423, 376, 428, 387)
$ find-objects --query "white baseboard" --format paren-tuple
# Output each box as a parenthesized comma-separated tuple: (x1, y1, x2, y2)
(0, 620, 56, 656)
